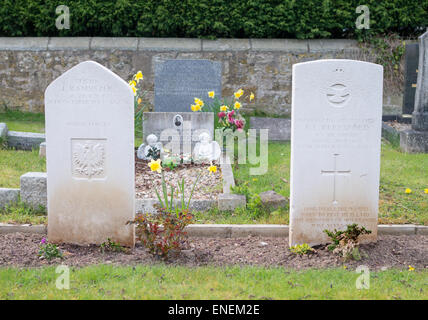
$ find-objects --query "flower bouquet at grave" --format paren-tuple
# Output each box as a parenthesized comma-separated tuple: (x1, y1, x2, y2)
(190, 89, 255, 132)
(128, 71, 149, 137)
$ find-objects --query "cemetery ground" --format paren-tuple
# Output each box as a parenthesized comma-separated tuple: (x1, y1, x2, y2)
(0, 110, 427, 300)
(0, 110, 427, 226)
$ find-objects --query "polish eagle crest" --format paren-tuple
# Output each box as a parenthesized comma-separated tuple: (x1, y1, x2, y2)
(72, 141, 105, 178)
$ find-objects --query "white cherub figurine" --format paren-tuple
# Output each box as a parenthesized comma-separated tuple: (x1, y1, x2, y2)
(193, 132, 221, 162)
(137, 134, 163, 160)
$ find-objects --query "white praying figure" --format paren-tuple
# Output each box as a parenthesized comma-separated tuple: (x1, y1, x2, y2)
(193, 132, 221, 162)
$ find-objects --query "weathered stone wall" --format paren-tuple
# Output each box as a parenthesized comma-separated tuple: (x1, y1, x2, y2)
(0, 37, 402, 116)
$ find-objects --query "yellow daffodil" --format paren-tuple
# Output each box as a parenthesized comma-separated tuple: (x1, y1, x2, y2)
(408, 265, 415, 271)
(131, 86, 137, 95)
(405, 188, 412, 194)
(148, 159, 162, 173)
(424, 188, 428, 194)
(191, 104, 201, 112)
(208, 91, 215, 98)
(194, 97, 204, 107)
(220, 105, 228, 112)
(137, 98, 142, 104)
(234, 89, 244, 99)
(135, 71, 143, 82)
(208, 165, 217, 174)
(250, 92, 255, 101)
(234, 101, 242, 110)
(129, 80, 136, 87)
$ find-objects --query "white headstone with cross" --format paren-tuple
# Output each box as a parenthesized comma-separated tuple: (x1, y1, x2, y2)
(45, 61, 135, 247)
(290, 59, 383, 246)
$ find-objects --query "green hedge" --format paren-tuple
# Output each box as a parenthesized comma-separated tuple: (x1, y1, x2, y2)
(1, 0, 427, 39)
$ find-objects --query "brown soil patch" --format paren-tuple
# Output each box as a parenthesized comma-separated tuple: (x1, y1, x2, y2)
(0, 233, 426, 271)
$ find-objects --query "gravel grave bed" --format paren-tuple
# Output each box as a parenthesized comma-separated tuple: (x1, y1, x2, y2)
(1, 233, 426, 270)
(135, 156, 222, 200)
(385, 121, 411, 131)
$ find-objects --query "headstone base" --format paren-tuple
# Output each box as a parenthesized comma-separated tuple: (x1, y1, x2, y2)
(411, 111, 428, 131)
(400, 129, 428, 153)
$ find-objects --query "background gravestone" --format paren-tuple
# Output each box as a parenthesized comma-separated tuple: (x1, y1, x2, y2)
(250, 117, 291, 141)
(290, 59, 383, 247)
(402, 43, 419, 115)
(154, 59, 221, 112)
(45, 61, 135, 247)
(401, 30, 428, 153)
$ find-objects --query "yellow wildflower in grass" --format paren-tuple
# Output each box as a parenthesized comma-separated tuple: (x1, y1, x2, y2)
(234, 89, 244, 99)
(408, 265, 415, 271)
(208, 91, 215, 98)
(250, 92, 255, 101)
(220, 105, 228, 112)
(129, 80, 136, 87)
(208, 165, 217, 174)
(148, 159, 162, 173)
(343, 265, 347, 269)
(234, 101, 242, 110)
(135, 71, 143, 82)
(424, 188, 428, 194)
(191, 104, 201, 112)
(137, 98, 142, 104)
(405, 188, 412, 194)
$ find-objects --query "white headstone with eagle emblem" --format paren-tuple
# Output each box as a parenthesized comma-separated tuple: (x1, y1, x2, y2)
(290, 59, 383, 247)
(45, 61, 135, 247)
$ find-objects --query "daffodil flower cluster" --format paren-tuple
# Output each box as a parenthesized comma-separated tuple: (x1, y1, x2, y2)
(190, 88, 255, 132)
(128, 71, 143, 97)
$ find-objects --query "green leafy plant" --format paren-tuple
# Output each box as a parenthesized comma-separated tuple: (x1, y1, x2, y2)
(1, 1, 425, 39)
(162, 157, 178, 171)
(128, 209, 193, 258)
(153, 170, 201, 216)
(100, 238, 127, 254)
(324, 224, 371, 261)
(38, 238, 63, 261)
(146, 146, 161, 161)
(128, 160, 204, 258)
(290, 243, 315, 255)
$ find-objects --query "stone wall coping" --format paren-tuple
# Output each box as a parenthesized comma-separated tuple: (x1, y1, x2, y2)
(0, 37, 359, 53)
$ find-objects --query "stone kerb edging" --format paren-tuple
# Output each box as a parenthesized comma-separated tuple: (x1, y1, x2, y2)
(0, 37, 360, 53)
(0, 123, 45, 151)
(0, 223, 426, 237)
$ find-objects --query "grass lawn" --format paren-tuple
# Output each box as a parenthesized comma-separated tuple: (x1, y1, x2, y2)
(0, 265, 426, 300)
(196, 141, 428, 225)
(1, 112, 427, 225)
(0, 110, 45, 133)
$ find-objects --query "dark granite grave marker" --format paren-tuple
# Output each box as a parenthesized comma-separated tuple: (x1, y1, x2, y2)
(402, 43, 419, 115)
(154, 59, 221, 112)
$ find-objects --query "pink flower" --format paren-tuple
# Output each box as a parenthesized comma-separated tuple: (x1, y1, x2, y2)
(234, 119, 244, 131)
(41, 237, 47, 244)
(227, 110, 235, 124)
(218, 111, 226, 118)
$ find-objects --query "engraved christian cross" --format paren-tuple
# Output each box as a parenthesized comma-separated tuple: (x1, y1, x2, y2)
(321, 153, 351, 205)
